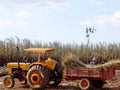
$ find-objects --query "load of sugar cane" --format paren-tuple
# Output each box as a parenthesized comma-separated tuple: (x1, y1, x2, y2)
(63, 59, 87, 67)
(62, 53, 86, 67)
(86, 60, 120, 69)
(63, 53, 120, 69)
(62, 52, 120, 69)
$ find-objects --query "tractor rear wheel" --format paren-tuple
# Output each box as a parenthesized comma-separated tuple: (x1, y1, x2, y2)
(49, 63, 63, 86)
(27, 65, 50, 89)
(3, 75, 15, 88)
(49, 56, 63, 86)
(79, 78, 91, 90)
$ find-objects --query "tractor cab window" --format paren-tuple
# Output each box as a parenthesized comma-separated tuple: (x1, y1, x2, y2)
(40, 54, 48, 61)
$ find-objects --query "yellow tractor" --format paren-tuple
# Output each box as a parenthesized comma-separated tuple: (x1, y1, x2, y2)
(3, 48, 63, 89)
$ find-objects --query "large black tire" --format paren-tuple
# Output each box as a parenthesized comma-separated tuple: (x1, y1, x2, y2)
(27, 65, 50, 89)
(49, 63, 63, 86)
(3, 75, 15, 88)
(92, 80, 104, 89)
(49, 55, 63, 86)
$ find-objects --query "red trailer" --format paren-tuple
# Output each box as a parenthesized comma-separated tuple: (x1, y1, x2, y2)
(64, 67, 115, 90)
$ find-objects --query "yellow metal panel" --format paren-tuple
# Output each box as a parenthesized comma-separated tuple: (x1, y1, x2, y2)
(7, 63, 30, 74)
(31, 62, 47, 67)
(19, 63, 30, 70)
(7, 63, 19, 68)
(24, 48, 54, 53)
(7, 68, 12, 74)
(45, 60, 57, 70)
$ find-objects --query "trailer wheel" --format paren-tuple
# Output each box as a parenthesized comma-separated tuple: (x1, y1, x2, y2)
(27, 65, 50, 89)
(3, 75, 15, 88)
(79, 78, 90, 90)
(92, 80, 104, 89)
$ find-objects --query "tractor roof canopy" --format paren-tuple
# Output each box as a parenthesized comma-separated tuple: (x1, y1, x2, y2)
(24, 48, 54, 54)
(24, 48, 54, 62)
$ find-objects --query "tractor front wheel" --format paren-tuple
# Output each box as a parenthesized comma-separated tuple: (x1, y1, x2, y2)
(3, 75, 15, 88)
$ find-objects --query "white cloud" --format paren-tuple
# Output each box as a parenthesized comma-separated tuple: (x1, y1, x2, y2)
(0, 0, 70, 8)
(80, 21, 92, 26)
(0, 19, 29, 28)
(89, 0, 103, 5)
(0, 19, 12, 28)
(94, 15, 109, 25)
(94, 12, 120, 26)
(15, 11, 33, 18)
(80, 12, 120, 27)
(44, 0, 69, 8)
(15, 22, 29, 26)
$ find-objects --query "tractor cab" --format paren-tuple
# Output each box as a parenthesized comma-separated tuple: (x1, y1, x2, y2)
(24, 48, 57, 70)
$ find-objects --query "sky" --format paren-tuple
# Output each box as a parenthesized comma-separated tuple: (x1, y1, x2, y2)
(0, 0, 120, 44)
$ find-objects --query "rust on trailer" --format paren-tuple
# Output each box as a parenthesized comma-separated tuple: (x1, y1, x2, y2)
(64, 67, 102, 78)
(102, 67, 115, 80)
(64, 67, 115, 80)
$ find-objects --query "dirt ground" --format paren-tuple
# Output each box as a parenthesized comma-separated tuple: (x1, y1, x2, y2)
(0, 77, 120, 90)
(1, 73, 120, 90)
(0, 77, 81, 90)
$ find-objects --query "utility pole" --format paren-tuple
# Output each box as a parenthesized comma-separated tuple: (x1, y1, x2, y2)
(85, 26, 96, 64)
(86, 26, 96, 46)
